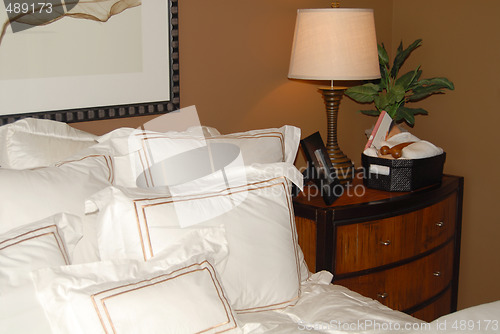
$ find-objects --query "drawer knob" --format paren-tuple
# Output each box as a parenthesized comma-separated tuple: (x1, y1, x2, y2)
(380, 240, 391, 246)
(377, 292, 389, 299)
(436, 221, 444, 228)
(433, 271, 442, 277)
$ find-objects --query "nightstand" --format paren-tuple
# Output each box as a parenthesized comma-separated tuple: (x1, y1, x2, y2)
(293, 174, 463, 322)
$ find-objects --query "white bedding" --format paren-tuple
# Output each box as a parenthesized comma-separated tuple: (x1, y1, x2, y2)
(0, 271, 422, 334)
(2, 272, 499, 333)
(240, 273, 500, 333)
(239, 271, 423, 334)
(1, 117, 498, 334)
(423, 301, 500, 334)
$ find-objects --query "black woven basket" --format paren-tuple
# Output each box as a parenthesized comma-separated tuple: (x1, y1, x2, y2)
(361, 152, 446, 192)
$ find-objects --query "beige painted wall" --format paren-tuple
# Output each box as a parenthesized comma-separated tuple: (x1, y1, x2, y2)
(72, 0, 500, 310)
(390, 0, 500, 310)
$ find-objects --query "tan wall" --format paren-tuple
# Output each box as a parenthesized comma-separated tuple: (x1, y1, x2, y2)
(71, 0, 500, 310)
(391, 0, 500, 310)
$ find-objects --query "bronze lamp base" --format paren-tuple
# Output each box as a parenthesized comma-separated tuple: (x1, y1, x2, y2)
(319, 86, 354, 184)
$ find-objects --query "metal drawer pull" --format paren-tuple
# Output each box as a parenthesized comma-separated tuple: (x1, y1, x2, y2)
(380, 240, 391, 246)
(433, 271, 442, 277)
(377, 292, 388, 299)
(436, 221, 444, 227)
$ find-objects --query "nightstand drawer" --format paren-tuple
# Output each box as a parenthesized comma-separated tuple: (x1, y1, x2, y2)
(335, 194, 457, 274)
(335, 241, 454, 311)
(411, 288, 453, 322)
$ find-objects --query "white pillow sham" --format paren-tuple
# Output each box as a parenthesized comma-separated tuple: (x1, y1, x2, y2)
(32, 230, 240, 334)
(88, 164, 307, 313)
(0, 118, 97, 169)
(0, 154, 113, 234)
(72, 213, 101, 264)
(94, 125, 300, 188)
(0, 213, 82, 334)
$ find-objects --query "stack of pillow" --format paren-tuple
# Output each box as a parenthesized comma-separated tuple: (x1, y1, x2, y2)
(0, 116, 308, 333)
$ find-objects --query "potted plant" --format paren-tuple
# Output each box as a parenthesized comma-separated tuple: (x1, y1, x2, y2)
(344, 39, 454, 126)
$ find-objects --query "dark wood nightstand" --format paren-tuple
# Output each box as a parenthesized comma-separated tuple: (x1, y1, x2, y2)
(293, 174, 464, 322)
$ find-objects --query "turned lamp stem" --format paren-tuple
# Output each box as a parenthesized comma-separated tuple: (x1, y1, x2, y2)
(319, 85, 354, 184)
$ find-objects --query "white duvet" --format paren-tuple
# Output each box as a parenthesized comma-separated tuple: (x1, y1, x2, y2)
(239, 271, 500, 334)
(3, 271, 499, 333)
(239, 271, 422, 334)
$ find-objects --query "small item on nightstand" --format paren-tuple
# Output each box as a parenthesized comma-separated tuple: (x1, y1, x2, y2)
(295, 132, 342, 205)
(362, 123, 446, 191)
(379, 142, 415, 159)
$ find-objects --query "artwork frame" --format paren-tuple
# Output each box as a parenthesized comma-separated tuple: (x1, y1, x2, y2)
(300, 131, 342, 205)
(0, 0, 180, 125)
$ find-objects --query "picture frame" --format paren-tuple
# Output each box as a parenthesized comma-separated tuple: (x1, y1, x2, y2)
(0, 0, 179, 125)
(299, 131, 342, 205)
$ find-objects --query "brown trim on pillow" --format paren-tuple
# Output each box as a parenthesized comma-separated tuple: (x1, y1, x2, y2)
(0, 224, 70, 265)
(91, 261, 237, 334)
(55, 154, 115, 184)
(129, 177, 302, 313)
(131, 131, 286, 188)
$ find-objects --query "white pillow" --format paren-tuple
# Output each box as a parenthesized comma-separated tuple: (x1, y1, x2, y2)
(0, 213, 82, 334)
(32, 230, 240, 334)
(0, 154, 113, 234)
(72, 213, 101, 264)
(94, 125, 300, 188)
(0, 118, 97, 169)
(89, 164, 307, 313)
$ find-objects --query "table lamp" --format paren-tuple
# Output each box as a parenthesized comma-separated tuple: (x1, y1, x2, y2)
(288, 7, 380, 184)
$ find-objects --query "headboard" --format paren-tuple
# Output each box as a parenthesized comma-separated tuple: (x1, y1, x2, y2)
(0, 0, 179, 126)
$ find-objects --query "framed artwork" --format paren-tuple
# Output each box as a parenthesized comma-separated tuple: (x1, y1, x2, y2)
(0, 0, 179, 125)
(300, 131, 341, 205)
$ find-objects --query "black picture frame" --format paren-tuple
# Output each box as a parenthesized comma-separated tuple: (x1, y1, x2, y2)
(299, 132, 342, 205)
(0, 0, 180, 126)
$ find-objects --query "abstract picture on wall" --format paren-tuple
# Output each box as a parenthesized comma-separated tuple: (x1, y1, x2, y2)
(0, 0, 179, 124)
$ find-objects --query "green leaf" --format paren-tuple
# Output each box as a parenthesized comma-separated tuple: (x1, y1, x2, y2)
(378, 43, 389, 67)
(417, 77, 455, 90)
(387, 84, 406, 104)
(360, 109, 380, 116)
(403, 106, 428, 116)
(385, 103, 399, 118)
(379, 64, 389, 89)
(345, 83, 380, 103)
(390, 39, 422, 78)
(408, 84, 448, 101)
(396, 106, 429, 126)
(373, 93, 388, 110)
(396, 67, 421, 90)
(393, 111, 405, 122)
(397, 106, 416, 126)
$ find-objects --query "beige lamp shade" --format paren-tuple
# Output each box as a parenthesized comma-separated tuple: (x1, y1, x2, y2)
(288, 8, 380, 81)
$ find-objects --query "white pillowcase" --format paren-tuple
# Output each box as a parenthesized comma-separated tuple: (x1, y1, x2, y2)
(94, 125, 300, 188)
(0, 154, 114, 234)
(72, 213, 101, 264)
(0, 118, 97, 169)
(32, 230, 240, 334)
(0, 213, 82, 334)
(88, 164, 307, 313)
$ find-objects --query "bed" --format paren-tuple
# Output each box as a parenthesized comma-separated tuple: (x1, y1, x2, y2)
(0, 116, 499, 334)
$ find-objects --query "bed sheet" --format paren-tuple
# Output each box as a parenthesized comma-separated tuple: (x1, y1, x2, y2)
(3, 270, 498, 333)
(0, 271, 420, 334)
(238, 271, 423, 333)
(424, 300, 500, 334)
